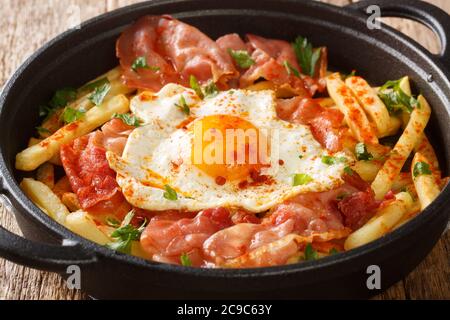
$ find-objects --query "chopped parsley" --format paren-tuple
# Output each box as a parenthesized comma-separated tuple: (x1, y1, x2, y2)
(163, 185, 178, 201)
(60, 107, 85, 124)
(36, 126, 51, 135)
(283, 60, 301, 78)
(80, 77, 110, 92)
(180, 253, 192, 267)
(228, 49, 255, 69)
(292, 36, 321, 77)
(293, 173, 313, 186)
(176, 96, 190, 116)
(39, 87, 77, 120)
(321, 156, 347, 166)
(344, 70, 356, 80)
(413, 162, 432, 177)
(378, 78, 420, 115)
(329, 248, 340, 255)
(344, 166, 354, 175)
(131, 56, 160, 72)
(355, 143, 374, 161)
(203, 81, 219, 98)
(304, 243, 318, 261)
(113, 113, 140, 127)
(190, 75, 204, 99)
(106, 211, 147, 255)
(89, 82, 111, 106)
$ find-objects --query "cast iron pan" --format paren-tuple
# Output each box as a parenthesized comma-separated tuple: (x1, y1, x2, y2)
(0, 0, 449, 299)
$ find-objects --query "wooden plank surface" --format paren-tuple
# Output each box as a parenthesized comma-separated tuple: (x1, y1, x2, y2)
(0, 0, 449, 300)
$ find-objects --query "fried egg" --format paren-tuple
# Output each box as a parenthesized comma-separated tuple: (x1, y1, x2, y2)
(107, 84, 353, 212)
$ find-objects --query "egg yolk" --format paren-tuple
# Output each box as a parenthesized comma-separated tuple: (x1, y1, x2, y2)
(191, 115, 270, 182)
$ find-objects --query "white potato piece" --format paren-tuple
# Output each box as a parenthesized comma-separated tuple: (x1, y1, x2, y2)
(28, 138, 62, 165)
(65, 211, 111, 245)
(346, 76, 391, 137)
(344, 192, 414, 250)
(371, 95, 431, 200)
(327, 73, 378, 144)
(16, 95, 130, 171)
(20, 178, 69, 225)
(352, 160, 382, 182)
(411, 152, 441, 210)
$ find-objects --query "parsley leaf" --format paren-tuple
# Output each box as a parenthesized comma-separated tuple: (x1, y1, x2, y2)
(378, 78, 420, 115)
(413, 162, 432, 177)
(180, 253, 192, 267)
(106, 217, 120, 228)
(228, 49, 255, 69)
(36, 126, 51, 135)
(344, 166, 354, 175)
(131, 56, 160, 72)
(344, 70, 356, 80)
(293, 174, 313, 186)
(176, 96, 190, 116)
(304, 243, 318, 261)
(329, 248, 340, 255)
(60, 107, 85, 124)
(190, 75, 204, 99)
(113, 113, 140, 127)
(322, 156, 347, 166)
(355, 143, 374, 161)
(292, 36, 321, 77)
(49, 87, 77, 109)
(203, 81, 219, 98)
(89, 82, 111, 106)
(80, 77, 110, 92)
(106, 211, 147, 255)
(283, 60, 301, 78)
(163, 185, 178, 201)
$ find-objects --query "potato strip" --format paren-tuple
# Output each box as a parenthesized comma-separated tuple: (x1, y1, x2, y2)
(16, 95, 130, 171)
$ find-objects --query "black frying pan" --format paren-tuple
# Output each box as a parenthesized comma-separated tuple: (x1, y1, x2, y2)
(0, 0, 449, 299)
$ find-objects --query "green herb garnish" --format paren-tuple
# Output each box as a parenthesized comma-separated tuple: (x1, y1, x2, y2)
(180, 253, 192, 267)
(131, 56, 160, 72)
(355, 143, 374, 161)
(106, 211, 147, 255)
(190, 75, 204, 99)
(304, 243, 318, 261)
(329, 248, 340, 255)
(89, 82, 111, 106)
(413, 162, 432, 177)
(39, 88, 77, 120)
(344, 166, 354, 175)
(36, 126, 51, 135)
(322, 156, 347, 165)
(163, 185, 178, 201)
(292, 36, 321, 77)
(283, 60, 301, 78)
(60, 107, 85, 124)
(293, 174, 313, 186)
(228, 49, 255, 69)
(176, 96, 190, 116)
(203, 81, 219, 98)
(80, 77, 110, 92)
(113, 113, 140, 127)
(378, 79, 420, 115)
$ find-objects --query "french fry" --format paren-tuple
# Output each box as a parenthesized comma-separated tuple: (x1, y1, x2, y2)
(16, 95, 130, 171)
(371, 95, 431, 200)
(411, 153, 440, 210)
(78, 66, 123, 96)
(352, 161, 382, 182)
(414, 134, 441, 180)
(36, 163, 55, 189)
(20, 178, 69, 225)
(344, 192, 413, 250)
(65, 211, 111, 245)
(326, 73, 378, 144)
(28, 138, 62, 165)
(346, 76, 391, 137)
(61, 192, 81, 212)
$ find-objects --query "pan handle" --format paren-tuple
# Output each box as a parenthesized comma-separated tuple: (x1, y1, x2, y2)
(346, 0, 450, 67)
(0, 180, 97, 272)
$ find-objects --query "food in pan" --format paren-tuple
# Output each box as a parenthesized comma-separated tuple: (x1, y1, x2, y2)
(16, 15, 448, 268)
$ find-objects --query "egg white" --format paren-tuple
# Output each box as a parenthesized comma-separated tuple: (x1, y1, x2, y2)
(107, 84, 353, 213)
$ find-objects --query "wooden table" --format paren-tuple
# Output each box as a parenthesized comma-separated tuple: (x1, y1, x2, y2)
(0, 0, 449, 300)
